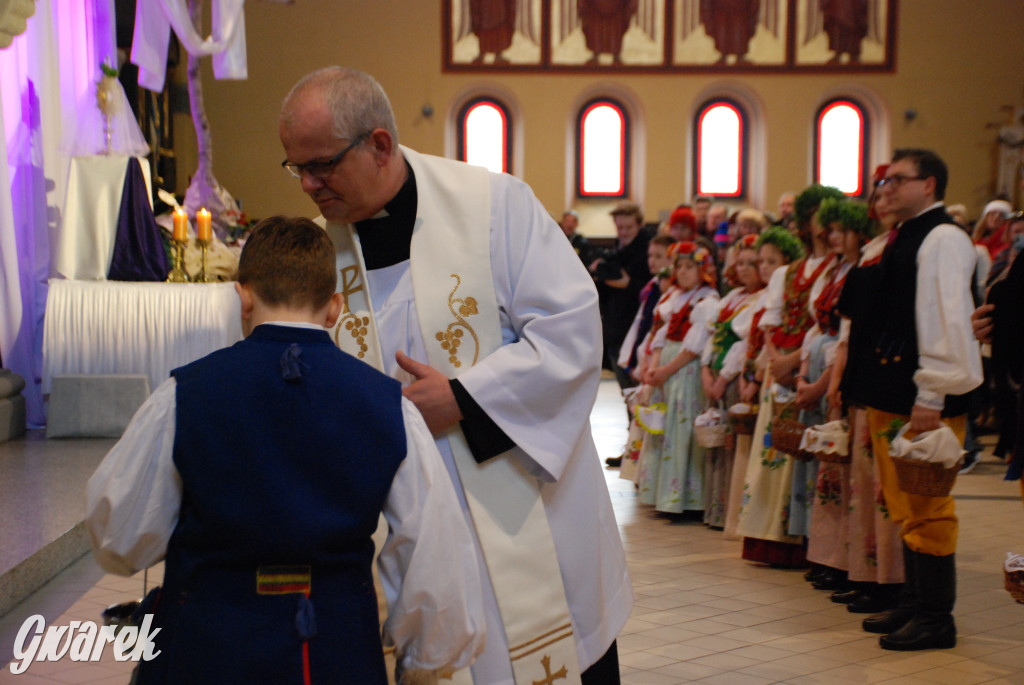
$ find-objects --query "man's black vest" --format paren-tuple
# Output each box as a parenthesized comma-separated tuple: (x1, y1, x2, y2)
(840, 206, 971, 417)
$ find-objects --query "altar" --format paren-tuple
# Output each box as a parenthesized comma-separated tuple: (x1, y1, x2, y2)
(42, 280, 243, 394)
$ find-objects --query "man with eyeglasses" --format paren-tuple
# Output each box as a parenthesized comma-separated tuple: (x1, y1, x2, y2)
(279, 67, 631, 685)
(841, 148, 982, 651)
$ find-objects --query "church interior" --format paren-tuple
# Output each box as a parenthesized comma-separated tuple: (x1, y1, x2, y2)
(3, 0, 1024, 683)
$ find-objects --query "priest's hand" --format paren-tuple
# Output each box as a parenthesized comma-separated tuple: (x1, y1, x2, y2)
(396, 351, 463, 434)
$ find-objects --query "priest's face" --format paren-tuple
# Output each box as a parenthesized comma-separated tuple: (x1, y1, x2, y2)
(279, 96, 390, 224)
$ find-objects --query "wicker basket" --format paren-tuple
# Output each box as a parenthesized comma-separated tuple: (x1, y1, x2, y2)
(728, 406, 758, 435)
(1005, 569, 1024, 604)
(695, 423, 727, 448)
(814, 450, 851, 464)
(891, 455, 962, 497)
(771, 417, 806, 456)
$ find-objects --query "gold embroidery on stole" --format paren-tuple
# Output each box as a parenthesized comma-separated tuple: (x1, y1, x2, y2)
(435, 274, 480, 368)
(334, 264, 369, 358)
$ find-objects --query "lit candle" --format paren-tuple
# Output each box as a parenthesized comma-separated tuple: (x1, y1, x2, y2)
(197, 208, 212, 242)
(172, 208, 187, 241)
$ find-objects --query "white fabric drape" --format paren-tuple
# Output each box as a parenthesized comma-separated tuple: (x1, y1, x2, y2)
(53, 155, 152, 280)
(132, 0, 247, 92)
(1, 0, 117, 425)
(43, 280, 243, 394)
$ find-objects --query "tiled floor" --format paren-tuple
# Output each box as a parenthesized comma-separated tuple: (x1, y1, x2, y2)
(3, 379, 1024, 683)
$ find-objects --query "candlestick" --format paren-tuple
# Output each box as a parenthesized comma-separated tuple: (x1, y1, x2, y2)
(172, 208, 188, 242)
(195, 238, 212, 283)
(197, 208, 212, 242)
(166, 236, 190, 283)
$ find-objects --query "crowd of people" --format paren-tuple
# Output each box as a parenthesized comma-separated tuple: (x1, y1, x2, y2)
(82, 63, 1021, 683)
(583, 148, 1022, 653)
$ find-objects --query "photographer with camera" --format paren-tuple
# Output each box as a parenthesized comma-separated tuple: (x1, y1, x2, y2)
(590, 202, 653, 391)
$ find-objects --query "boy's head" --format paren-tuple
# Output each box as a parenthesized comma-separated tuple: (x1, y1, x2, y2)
(236, 216, 341, 332)
(647, 234, 675, 275)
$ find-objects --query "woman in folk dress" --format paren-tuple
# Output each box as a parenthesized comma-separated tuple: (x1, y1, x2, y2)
(737, 185, 844, 567)
(723, 228, 804, 540)
(798, 198, 874, 593)
(636, 243, 719, 514)
(701, 235, 765, 528)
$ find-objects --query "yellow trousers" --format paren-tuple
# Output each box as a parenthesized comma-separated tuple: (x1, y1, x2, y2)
(867, 408, 965, 557)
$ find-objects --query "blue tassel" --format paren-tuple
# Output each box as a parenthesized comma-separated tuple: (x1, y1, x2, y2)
(280, 344, 307, 383)
(295, 596, 317, 641)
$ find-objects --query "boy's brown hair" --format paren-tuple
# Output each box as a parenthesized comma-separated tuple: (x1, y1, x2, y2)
(610, 201, 644, 226)
(237, 216, 337, 310)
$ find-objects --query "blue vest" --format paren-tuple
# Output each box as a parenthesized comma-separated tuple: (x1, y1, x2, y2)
(137, 325, 406, 685)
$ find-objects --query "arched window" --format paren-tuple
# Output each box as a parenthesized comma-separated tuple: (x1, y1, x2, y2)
(457, 97, 511, 174)
(694, 99, 747, 199)
(576, 98, 629, 198)
(815, 98, 868, 196)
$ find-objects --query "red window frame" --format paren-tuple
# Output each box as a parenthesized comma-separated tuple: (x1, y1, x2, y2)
(576, 98, 629, 198)
(694, 99, 746, 199)
(457, 97, 511, 174)
(814, 98, 868, 197)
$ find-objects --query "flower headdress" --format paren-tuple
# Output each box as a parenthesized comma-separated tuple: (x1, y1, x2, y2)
(672, 241, 716, 288)
(755, 227, 805, 264)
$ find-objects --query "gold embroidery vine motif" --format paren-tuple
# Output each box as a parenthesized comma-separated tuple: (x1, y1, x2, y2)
(334, 265, 369, 359)
(435, 274, 480, 368)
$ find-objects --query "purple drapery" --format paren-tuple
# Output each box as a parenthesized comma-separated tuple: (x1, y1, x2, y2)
(1, 1, 117, 426)
(108, 158, 170, 281)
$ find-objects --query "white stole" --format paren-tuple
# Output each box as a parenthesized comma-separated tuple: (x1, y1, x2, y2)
(325, 148, 580, 685)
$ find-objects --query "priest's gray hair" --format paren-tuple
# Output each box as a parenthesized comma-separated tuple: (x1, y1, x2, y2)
(282, 67, 399, 144)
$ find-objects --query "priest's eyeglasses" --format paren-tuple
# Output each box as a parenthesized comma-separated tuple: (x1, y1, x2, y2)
(877, 173, 924, 189)
(281, 132, 371, 180)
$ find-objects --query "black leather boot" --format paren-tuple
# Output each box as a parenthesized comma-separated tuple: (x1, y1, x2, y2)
(863, 544, 917, 634)
(879, 552, 956, 650)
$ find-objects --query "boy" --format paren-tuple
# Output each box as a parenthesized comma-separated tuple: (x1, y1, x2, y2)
(87, 216, 484, 684)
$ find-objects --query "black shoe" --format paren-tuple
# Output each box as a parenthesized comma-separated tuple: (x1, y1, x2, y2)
(831, 589, 861, 604)
(862, 607, 917, 634)
(812, 568, 849, 591)
(804, 564, 827, 583)
(605, 456, 622, 467)
(848, 584, 902, 614)
(879, 614, 957, 650)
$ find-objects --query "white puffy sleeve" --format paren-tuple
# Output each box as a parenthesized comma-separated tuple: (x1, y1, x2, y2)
(758, 265, 788, 329)
(86, 378, 181, 576)
(720, 340, 748, 381)
(648, 292, 677, 353)
(730, 290, 760, 341)
(379, 398, 486, 679)
(913, 224, 984, 409)
(683, 291, 720, 355)
(700, 296, 725, 366)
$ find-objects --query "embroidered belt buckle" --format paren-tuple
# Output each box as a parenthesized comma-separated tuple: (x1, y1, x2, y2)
(256, 565, 311, 595)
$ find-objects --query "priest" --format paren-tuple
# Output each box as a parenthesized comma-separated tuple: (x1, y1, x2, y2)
(279, 67, 633, 685)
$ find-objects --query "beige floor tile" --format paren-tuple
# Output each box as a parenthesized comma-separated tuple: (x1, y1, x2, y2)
(5, 381, 1024, 684)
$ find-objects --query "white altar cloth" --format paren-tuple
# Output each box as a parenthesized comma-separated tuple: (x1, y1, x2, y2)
(43, 280, 242, 394)
(54, 156, 152, 281)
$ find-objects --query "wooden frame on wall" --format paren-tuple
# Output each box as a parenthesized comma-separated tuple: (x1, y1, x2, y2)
(443, 0, 897, 74)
